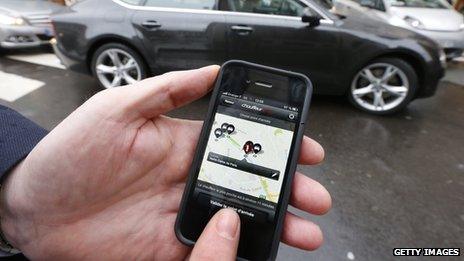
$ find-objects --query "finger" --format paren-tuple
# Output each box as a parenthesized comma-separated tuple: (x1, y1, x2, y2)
(190, 209, 241, 261)
(281, 212, 323, 251)
(120, 65, 220, 119)
(298, 136, 324, 165)
(290, 172, 332, 215)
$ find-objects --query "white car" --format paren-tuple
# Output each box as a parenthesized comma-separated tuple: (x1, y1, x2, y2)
(0, 0, 64, 49)
(333, 0, 464, 59)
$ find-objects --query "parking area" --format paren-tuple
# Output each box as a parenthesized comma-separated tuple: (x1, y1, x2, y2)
(1, 49, 463, 260)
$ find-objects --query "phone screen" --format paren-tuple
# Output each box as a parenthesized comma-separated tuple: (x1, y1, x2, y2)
(178, 63, 308, 260)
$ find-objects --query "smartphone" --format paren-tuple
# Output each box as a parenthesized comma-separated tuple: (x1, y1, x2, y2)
(175, 60, 313, 261)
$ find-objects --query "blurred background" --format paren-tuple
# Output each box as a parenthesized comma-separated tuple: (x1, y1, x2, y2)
(0, 0, 462, 260)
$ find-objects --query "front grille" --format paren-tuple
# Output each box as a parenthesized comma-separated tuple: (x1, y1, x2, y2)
(25, 13, 51, 27)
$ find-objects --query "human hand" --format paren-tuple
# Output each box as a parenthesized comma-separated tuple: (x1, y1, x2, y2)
(0, 66, 331, 260)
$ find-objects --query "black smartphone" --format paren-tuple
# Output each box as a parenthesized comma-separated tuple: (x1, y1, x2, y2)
(175, 60, 313, 261)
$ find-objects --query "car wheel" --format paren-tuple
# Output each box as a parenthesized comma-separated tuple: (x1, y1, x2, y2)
(348, 58, 418, 115)
(91, 43, 147, 89)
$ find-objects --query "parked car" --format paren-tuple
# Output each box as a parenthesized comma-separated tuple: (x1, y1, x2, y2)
(52, 0, 445, 115)
(334, 0, 464, 60)
(0, 0, 65, 49)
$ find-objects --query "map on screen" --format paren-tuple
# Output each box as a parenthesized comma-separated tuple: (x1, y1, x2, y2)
(198, 112, 293, 203)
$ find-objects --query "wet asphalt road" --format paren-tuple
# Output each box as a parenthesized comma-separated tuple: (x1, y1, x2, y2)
(0, 53, 463, 260)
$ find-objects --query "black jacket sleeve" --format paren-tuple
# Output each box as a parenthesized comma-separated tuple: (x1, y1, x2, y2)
(0, 106, 46, 260)
(0, 105, 48, 178)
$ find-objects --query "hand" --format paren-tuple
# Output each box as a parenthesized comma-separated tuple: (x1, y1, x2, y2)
(0, 66, 331, 260)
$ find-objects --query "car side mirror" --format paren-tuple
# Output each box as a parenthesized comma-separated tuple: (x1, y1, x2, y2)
(301, 8, 321, 27)
(359, 0, 376, 8)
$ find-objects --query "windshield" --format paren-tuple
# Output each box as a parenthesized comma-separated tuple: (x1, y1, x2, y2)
(311, 0, 333, 9)
(387, 0, 448, 8)
(304, 0, 339, 20)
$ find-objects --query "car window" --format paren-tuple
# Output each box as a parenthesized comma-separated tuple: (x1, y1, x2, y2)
(280, 0, 307, 16)
(221, 0, 308, 17)
(144, 0, 216, 10)
(387, 0, 448, 8)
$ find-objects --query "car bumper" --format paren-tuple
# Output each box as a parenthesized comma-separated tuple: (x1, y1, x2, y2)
(0, 24, 54, 49)
(416, 29, 464, 59)
(52, 38, 89, 74)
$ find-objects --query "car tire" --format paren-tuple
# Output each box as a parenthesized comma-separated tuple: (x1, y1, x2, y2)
(348, 57, 418, 115)
(91, 43, 148, 89)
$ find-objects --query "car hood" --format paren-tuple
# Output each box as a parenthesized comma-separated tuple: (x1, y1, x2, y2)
(339, 15, 422, 40)
(337, 14, 439, 50)
(0, 0, 64, 16)
(390, 7, 464, 31)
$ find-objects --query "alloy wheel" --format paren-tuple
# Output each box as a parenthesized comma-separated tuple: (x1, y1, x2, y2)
(95, 48, 142, 89)
(351, 63, 409, 112)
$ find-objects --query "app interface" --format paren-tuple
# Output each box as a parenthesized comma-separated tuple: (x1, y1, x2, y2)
(193, 93, 299, 223)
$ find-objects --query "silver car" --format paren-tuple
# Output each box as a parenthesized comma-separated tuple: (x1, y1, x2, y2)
(334, 0, 464, 59)
(0, 0, 64, 49)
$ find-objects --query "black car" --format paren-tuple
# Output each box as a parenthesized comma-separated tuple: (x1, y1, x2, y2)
(52, 0, 445, 114)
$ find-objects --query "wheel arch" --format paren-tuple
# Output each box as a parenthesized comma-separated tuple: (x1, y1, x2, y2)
(86, 35, 151, 75)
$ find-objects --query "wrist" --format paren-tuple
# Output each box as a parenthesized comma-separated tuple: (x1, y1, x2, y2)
(0, 161, 30, 252)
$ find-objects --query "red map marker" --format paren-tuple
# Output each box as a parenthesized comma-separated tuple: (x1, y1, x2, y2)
(243, 141, 254, 154)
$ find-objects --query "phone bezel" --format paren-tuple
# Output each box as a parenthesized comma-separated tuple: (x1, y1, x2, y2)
(175, 60, 313, 261)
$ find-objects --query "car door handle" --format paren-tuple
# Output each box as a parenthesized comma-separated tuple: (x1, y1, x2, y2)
(141, 20, 162, 29)
(231, 25, 253, 35)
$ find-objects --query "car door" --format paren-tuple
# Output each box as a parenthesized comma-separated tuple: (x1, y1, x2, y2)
(219, 0, 341, 94)
(131, 0, 228, 73)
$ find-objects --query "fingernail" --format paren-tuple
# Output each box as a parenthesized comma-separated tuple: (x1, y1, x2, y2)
(215, 209, 239, 240)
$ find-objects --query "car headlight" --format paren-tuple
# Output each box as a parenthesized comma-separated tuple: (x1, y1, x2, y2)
(404, 16, 424, 30)
(0, 13, 25, 26)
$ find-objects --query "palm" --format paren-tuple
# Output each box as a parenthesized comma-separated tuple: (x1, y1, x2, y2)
(2, 66, 331, 260)
(15, 110, 201, 259)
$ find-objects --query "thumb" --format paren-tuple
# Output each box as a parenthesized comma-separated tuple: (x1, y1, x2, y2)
(117, 65, 219, 120)
(190, 209, 241, 261)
